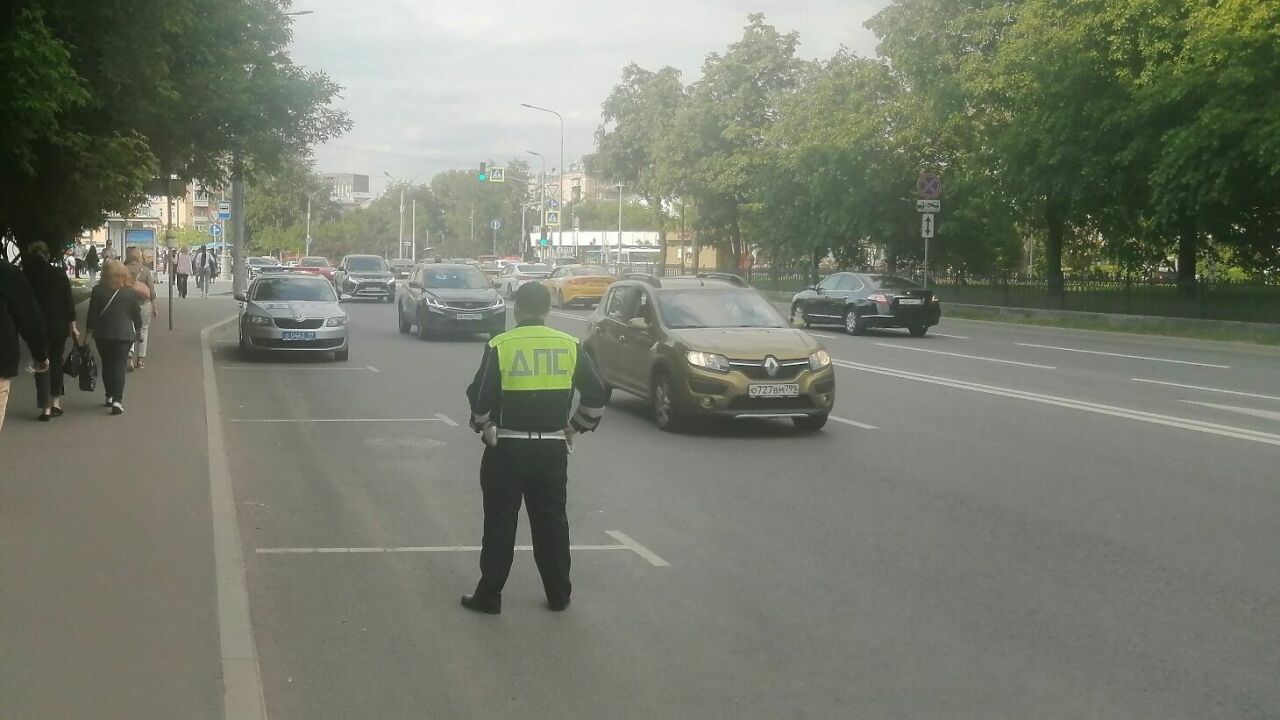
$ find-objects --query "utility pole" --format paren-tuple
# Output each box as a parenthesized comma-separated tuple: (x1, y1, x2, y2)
(232, 157, 247, 296)
(610, 183, 625, 268)
(305, 195, 311, 257)
(397, 186, 405, 260)
(470, 204, 475, 249)
(411, 197, 416, 262)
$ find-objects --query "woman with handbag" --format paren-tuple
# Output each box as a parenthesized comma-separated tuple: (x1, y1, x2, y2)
(22, 242, 80, 421)
(85, 260, 142, 415)
(124, 248, 157, 370)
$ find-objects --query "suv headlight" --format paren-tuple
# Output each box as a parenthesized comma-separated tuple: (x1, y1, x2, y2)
(809, 349, 831, 371)
(423, 296, 446, 310)
(247, 314, 273, 326)
(491, 297, 505, 309)
(686, 351, 730, 373)
(325, 316, 347, 327)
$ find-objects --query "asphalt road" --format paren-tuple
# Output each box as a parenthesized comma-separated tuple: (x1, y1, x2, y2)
(209, 299, 1280, 719)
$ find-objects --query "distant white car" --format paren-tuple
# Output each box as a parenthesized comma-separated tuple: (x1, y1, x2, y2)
(492, 263, 552, 297)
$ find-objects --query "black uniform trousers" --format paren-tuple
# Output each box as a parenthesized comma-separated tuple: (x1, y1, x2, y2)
(475, 439, 571, 604)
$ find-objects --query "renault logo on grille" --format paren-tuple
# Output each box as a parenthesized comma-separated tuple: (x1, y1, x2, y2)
(763, 356, 780, 378)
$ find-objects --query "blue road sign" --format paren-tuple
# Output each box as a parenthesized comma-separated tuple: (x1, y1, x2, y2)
(217, 211, 231, 220)
(208, 223, 223, 238)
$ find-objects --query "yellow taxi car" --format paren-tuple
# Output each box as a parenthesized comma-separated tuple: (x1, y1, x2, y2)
(544, 265, 616, 308)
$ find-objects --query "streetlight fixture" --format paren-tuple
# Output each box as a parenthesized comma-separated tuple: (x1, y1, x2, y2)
(521, 103, 565, 251)
(284, 10, 314, 16)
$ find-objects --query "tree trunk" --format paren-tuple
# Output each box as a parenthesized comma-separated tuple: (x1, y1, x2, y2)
(1177, 215, 1198, 298)
(654, 198, 668, 276)
(810, 247, 822, 286)
(1044, 196, 1066, 295)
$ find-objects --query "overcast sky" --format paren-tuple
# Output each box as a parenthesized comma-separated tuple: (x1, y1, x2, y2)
(288, 1, 892, 194)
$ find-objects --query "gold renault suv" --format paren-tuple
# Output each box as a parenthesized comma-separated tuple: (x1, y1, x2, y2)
(583, 273, 836, 432)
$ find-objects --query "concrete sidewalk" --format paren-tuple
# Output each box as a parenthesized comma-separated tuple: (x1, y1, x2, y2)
(0, 296, 238, 720)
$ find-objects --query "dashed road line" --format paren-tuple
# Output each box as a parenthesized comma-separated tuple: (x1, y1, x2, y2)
(1182, 401, 1280, 423)
(230, 417, 458, 424)
(1016, 343, 1230, 369)
(829, 415, 879, 430)
(257, 530, 671, 567)
(874, 343, 1057, 370)
(1132, 378, 1280, 402)
(831, 359, 1280, 447)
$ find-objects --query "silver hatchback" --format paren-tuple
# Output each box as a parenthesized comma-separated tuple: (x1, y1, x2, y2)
(236, 273, 350, 360)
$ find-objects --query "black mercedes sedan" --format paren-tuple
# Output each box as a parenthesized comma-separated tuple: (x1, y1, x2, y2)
(397, 263, 506, 340)
(790, 273, 941, 337)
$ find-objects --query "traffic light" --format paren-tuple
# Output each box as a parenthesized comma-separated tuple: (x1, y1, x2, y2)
(477, 162, 488, 182)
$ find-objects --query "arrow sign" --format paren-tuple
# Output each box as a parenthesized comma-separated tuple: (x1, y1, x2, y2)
(208, 223, 223, 238)
(916, 200, 940, 212)
(921, 213, 935, 238)
(490, 219, 502, 231)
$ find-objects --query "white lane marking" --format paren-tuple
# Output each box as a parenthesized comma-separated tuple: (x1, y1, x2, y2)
(930, 332, 970, 340)
(201, 316, 268, 720)
(605, 530, 672, 567)
(258, 531, 672, 567)
(550, 311, 590, 323)
(874, 343, 1057, 370)
(1182, 401, 1280, 422)
(1132, 378, 1280, 402)
(829, 415, 879, 430)
(1016, 343, 1230, 369)
(230, 417, 457, 424)
(218, 365, 377, 371)
(807, 331, 843, 339)
(831, 359, 1280, 447)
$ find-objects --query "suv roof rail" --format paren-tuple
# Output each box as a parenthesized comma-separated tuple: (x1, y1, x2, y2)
(622, 273, 662, 287)
(694, 271, 748, 287)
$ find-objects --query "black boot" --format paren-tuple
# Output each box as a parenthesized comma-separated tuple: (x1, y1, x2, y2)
(460, 593, 501, 615)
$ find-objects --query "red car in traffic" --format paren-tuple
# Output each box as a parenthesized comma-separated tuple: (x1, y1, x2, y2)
(293, 256, 335, 282)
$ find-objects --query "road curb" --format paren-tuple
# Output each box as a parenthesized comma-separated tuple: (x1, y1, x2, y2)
(200, 314, 269, 720)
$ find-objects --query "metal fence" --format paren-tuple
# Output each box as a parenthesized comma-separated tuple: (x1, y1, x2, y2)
(651, 265, 1280, 324)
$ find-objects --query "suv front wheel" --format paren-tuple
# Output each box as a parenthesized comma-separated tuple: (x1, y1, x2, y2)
(651, 371, 684, 433)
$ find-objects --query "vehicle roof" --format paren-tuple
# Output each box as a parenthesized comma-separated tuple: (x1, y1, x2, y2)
(616, 276, 751, 291)
(254, 271, 328, 281)
(343, 254, 383, 259)
(418, 263, 484, 271)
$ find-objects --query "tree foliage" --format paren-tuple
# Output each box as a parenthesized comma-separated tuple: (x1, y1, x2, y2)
(0, 0, 350, 252)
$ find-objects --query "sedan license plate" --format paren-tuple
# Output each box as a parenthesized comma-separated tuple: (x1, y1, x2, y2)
(455, 313, 483, 321)
(281, 331, 316, 341)
(898, 298, 924, 306)
(748, 383, 800, 398)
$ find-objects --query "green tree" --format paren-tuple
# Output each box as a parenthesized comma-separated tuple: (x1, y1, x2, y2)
(656, 14, 806, 269)
(589, 64, 684, 270)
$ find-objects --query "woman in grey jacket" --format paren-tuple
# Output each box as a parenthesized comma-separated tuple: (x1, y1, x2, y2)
(86, 260, 143, 415)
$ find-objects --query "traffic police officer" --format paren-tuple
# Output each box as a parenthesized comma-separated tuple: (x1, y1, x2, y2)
(462, 282, 607, 614)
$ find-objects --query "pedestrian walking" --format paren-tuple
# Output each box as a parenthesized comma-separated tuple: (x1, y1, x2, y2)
(85, 260, 142, 416)
(22, 242, 79, 421)
(195, 246, 214, 298)
(1, 258, 50, 434)
(102, 239, 118, 262)
(461, 282, 608, 614)
(73, 240, 87, 278)
(176, 246, 192, 298)
(84, 244, 100, 286)
(124, 248, 157, 370)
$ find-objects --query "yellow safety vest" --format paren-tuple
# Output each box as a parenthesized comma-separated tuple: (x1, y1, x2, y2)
(490, 325, 579, 393)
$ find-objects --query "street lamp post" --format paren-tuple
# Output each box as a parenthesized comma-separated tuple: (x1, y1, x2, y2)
(610, 183, 626, 268)
(383, 171, 416, 260)
(526, 150, 547, 258)
(522, 104, 564, 254)
(305, 195, 311, 257)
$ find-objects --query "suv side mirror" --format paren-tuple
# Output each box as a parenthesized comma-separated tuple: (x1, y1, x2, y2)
(627, 317, 650, 331)
(812, 286, 823, 294)
(234, 291, 247, 302)
(407, 280, 421, 290)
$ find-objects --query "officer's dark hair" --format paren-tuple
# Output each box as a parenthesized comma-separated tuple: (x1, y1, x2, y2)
(513, 281, 551, 317)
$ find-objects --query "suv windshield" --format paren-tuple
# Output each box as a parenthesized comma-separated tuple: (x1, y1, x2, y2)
(347, 257, 387, 272)
(657, 289, 787, 329)
(251, 278, 335, 302)
(248, 257, 275, 266)
(299, 257, 329, 267)
(422, 268, 490, 289)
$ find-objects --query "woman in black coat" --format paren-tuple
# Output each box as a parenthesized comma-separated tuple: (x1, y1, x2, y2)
(22, 241, 80, 421)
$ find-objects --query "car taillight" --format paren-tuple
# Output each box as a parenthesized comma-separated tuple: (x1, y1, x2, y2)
(871, 293, 889, 303)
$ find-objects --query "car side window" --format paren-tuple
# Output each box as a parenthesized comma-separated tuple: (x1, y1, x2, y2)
(606, 286, 639, 321)
(835, 275, 859, 292)
(817, 275, 842, 291)
(847, 276, 866, 293)
(631, 291, 654, 325)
